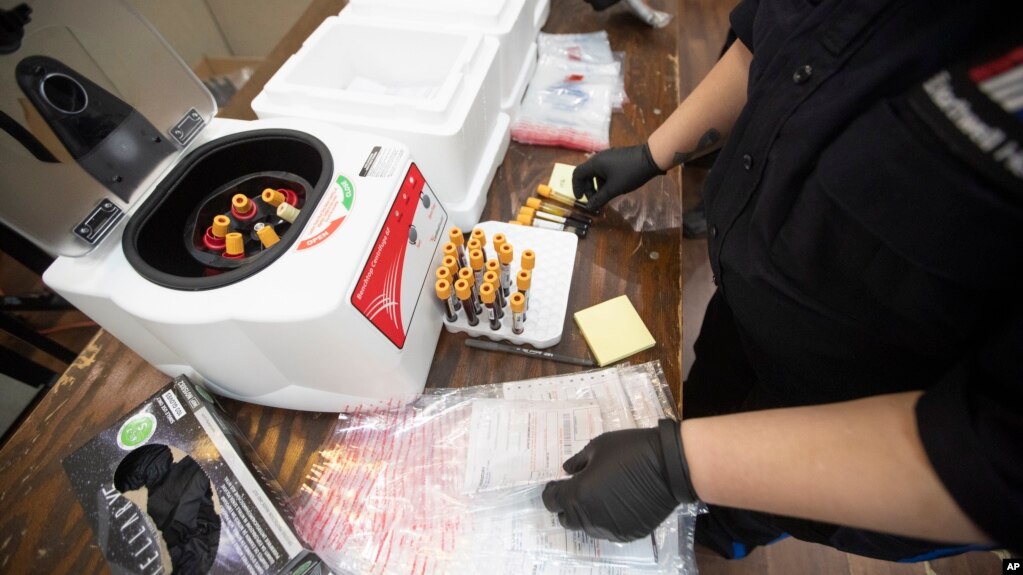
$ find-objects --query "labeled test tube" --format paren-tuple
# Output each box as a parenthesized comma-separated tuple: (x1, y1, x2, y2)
(470, 248, 486, 290)
(510, 292, 526, 334)
(522, 205, 586, 230)
(498, 243, 514, 297)
(536, 183, 598, 214)
(436, 266, 461, 311)
(483, 270, 505, 318)
(435, 279, 458, 322)
(458, 266, 483, 315)
(525, 196, 593, 226)
(454, 279, 479, 326)
(521, 249, 536, 273)
(467, 238, 485, 264)
(443, 242, 462, 271)
(479, 282, 502, 331)
(448, 227, 467, 269)
(516, 210, 586, 238)
(517, 268, 531, 322)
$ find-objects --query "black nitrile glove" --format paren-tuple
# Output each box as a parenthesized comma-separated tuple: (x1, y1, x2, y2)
(584, 0, 621, 10)
(572, 143, 665, 211)
(541, 419, 697, 542)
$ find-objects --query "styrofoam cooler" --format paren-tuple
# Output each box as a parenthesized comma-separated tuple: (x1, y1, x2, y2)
(252, 16, 507, 231)
(343, 0, 546, 116)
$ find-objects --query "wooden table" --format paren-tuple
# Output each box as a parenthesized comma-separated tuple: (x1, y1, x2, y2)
(0, 0, 680, 571)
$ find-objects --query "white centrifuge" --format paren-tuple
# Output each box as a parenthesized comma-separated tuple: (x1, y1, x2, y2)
(0, 0, 449, 411)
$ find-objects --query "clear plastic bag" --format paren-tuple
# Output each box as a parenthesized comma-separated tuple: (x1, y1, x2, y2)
(291, 361, 700, 575)
(511, 55, 620, 152)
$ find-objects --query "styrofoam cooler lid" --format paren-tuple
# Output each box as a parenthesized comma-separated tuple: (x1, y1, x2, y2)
(0, 0, 215, 257)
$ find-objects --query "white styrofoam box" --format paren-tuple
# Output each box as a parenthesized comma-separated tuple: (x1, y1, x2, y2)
(251, 16, 507, 230)
(442, 221, 577, 348)
(344, 0, 541, 116)
(44, 118, 449, 412)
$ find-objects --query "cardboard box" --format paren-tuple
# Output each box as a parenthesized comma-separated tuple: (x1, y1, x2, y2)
(192, 56, 264, 107)
(63, 376, 327, 575)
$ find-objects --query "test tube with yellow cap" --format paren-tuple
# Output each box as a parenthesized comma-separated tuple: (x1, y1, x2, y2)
(204, 214, 231, 251)
(471, 228, 488, 260)
(492, 233, 507, 254)
(516, 268, 531, 322)
(435, 279, 458, 322)
(458, 266, 483, 315)
(536, 183, 598, 214)
(224, 232, 245, 259)
(262, 188, 287, 207)
(442, 255, 459, 277)
(516, 210, 586, 237)
(231, 193, 257, 221)
(498, 243, 513, 297)
(510, 292, 526, 334)
(448, 227, 467, 269)
(469, 248, 485, 290)
(277, 202, 301, 224)
(483, 269, 505, 317)
(525, 196, 593, 226)
(436, 266, 461, 311)
(454, 279, 479, 326)
(479, 282, 501, 331)
(254, 222, 280, 248)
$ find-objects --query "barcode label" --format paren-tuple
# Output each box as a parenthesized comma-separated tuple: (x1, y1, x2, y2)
(562, 413, 574, 457)
(162, 390, 187, 421)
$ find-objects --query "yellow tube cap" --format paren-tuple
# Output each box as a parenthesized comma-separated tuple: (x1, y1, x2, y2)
(232, 193, 253, 214)
(483, 270, 499, 287)
(517, 269, 531, 290)
(470, 249, 484, 270)
(225, 232, 245, 256)
(436, 266, 452, 282)
(515, 213, 533, 226)
(458, 267, 475, 286)
(448, 227, 464, 246)
(525, 197, 542, 210)
(521, 249, 536, 270)
(510, 292, 525, 313)
(471, 228, 486, 244)
(443, 255, 459, 275)
(262, 188, 286, 207)
(435, 279, 452, 300)
(479, 282, 496, 304)
(211, 215, 231, 238)
(455, 279, 472, 300)
(486, 259, 500, 273)
(467, 238, 482, 253)
(518, 206, 536, 217)
(493, 233, 507, 251)
(255, 224, 280, 248)
(498, 243, 513, 264)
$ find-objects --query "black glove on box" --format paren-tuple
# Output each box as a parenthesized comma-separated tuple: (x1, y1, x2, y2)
(541, 418, 697, 542)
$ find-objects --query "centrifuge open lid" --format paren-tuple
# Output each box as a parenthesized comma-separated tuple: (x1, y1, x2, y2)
(0, 0, 215, 258)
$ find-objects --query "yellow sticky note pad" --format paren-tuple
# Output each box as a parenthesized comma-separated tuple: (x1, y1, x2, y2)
(548, 163, 576, 198)
(574, 295, 656, 366)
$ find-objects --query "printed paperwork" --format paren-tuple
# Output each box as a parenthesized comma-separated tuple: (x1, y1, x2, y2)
(292, 361, 699, 575)
(574, 295, 657, 366)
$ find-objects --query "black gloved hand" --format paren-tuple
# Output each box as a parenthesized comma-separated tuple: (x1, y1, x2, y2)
(541, 419, 698, 542)
(572, 143, 665, 211)
(584, 0, 622, 10)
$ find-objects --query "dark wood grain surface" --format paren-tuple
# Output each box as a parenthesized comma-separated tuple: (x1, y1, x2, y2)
(0, 0, 680, 572)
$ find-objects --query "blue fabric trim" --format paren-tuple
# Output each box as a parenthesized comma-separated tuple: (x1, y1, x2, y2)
(731, 541, 748, 559)
(896, 544, 992, 563)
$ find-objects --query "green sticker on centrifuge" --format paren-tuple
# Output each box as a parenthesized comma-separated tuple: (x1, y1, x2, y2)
(336, 175, 355, 211)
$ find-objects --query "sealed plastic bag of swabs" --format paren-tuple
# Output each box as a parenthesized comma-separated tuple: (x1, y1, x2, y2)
(291, 361, 701, 575)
